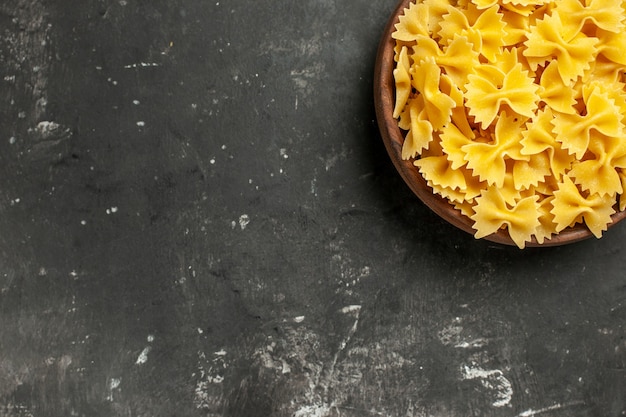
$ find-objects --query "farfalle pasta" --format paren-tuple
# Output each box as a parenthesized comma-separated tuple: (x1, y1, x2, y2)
(391, 0, 626, 248)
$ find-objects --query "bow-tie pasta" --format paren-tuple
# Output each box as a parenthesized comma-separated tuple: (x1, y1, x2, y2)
(392, 0, 626, 248)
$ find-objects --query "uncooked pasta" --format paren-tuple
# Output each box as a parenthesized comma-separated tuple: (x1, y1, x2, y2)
(392, 0, 626, 248)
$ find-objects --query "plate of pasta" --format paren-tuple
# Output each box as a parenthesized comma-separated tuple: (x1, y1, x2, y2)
(374, 0, 626, 248)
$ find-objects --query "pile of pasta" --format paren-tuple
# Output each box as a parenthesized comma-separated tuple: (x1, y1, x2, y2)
(392, 0, 626, 248)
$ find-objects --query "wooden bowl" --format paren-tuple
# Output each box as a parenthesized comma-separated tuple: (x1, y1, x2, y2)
(373, 0, 626, 247)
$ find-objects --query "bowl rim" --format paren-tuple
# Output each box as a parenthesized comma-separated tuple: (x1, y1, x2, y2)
(373, 0, 626, 247)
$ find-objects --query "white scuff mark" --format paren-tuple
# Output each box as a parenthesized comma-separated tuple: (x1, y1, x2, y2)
(258, 350, 275, 369)
(315, 304, 362, 398)
(147, 334, 155, 343)
(340, 305, 362, 315)
(280, 148, 289, 159)
(124, 62, 160, 69)
(67, 295, 78, 313)
(80, 220, 87, 226)
(281, 359, 291, 374)
(438, 323, 464, 346)
(109, 378, 121, 390)
(7, 7, 52, 121)
(516, 401, 585, 417)
(194, 349, 229, 410)
(132, 99, 140, 105)
(194, 380, 211, 409)
(36, 120, 58, 130)
(9, 136, 16, 144)
(324, 153, 338, 172)
(294, 316, 305, 323)
(293, 404, 331, 417)
(454, 338, 489, 349)
(35, 121, 62, 136)
(461, 363, 513, 407)
(105, 206, 118, 215)
(136, 121, 145, 127)
(238, 214, 250, 230)
(135, 346, 152, 365)
(289, 61, 325, 100)
(106, 378, 121, 401)
(330, 242, 372, 293)
(320, 142, 349, 173)
(206, 374, 224, 383)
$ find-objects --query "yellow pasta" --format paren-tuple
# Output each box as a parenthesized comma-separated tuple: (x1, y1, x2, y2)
(393, 1, 431, 42)
(538, 61, 577, 114)
(523, 11, 599, 84)
(465, 62, 540, 128)
(392, 0, 626, 247)
(569, 130, 626, 196)
(411, 57, 457, 130)
(438, 4, 507, 61)
(471, 187, 540, 248)
(400, 97, 435, 159)
(520, 108, 575, 179)
(462, 112, 529, 187)
(551, 175, 615, 237)
(552, 85, 623, 159)
(554, 0, 624, 34)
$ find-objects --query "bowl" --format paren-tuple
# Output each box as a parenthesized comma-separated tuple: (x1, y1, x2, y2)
(373, 0, 626, 247)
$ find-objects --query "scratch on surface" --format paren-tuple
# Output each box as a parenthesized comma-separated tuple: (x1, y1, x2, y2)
(516, 401, 585, 416)
(454, 338, 489, 349)
(135, 347, 151, 365)
(317, 305, 362, 395)
(107, 377, 121, 401)
(123, 62, 160, 69)
(194, 349, 229, 411)
(293, 404, 331, 417)
(337, 305, 361, 352)
(461, 363, 513, 407)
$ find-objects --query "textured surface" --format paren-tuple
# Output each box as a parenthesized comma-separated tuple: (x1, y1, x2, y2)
(0, 0, 624, 416)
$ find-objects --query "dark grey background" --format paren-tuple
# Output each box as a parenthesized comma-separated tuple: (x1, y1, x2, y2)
(0, 0, 624, 416)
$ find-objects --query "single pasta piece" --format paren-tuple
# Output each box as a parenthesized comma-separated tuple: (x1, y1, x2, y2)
(471, 187, 540, 248)
(552, 85, 623, 159)
(551, 175, 615, 238)
(523, 11, 599, 84)
(464, 61, 540, 128)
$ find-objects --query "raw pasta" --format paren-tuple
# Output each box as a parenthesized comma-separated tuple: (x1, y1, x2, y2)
(392, 0, 626, 248)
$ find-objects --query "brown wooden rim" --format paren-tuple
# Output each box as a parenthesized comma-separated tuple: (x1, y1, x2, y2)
(373, 0, 626, 247)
